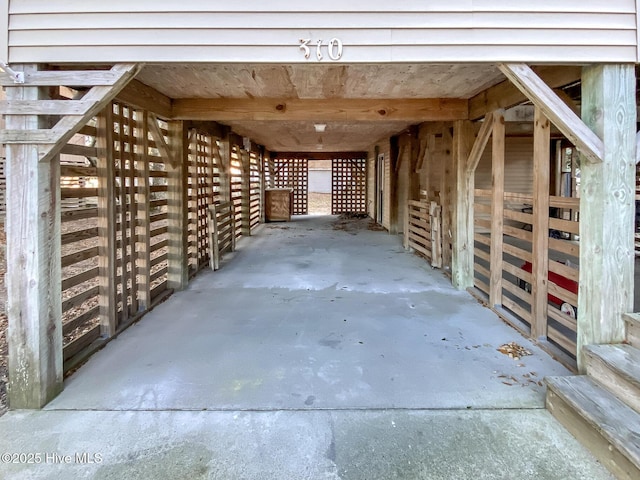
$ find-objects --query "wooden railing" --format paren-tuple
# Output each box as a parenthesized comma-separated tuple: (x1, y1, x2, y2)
(404, 200, 442, 268)
(473, 189, 580, 361)
(207, 201, 236, 271)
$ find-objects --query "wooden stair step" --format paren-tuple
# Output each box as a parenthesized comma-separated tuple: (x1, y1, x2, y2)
(623, 313, 640, 348)
(545, 375, 640, 480)
(584, 344, 640, 414)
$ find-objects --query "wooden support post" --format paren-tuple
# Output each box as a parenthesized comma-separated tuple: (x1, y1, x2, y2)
(489, 112, 505, 307)
(389, 136, 399, 234)
(259, 148, 266, 224)
(430, 201, 443, 268)
(219, 135, 232, 204)
(136, 111, 151, 310)
(6, 65, 63, 408)
(578, 65, 636, 371)
(440, 126, 454, 270)
(167, 120, 189, 291)
(97, 104, 117, 337)
(451, 120, 475, 289)
(241, 149, 251, 236)
(532, 107, 550, 339)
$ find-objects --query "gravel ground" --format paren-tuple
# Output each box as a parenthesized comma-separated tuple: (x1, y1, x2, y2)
(0, 226, 7, 417)
(308, 192, 331, 214)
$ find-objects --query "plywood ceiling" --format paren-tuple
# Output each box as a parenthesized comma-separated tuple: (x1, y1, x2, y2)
(136, 63, 505, 151)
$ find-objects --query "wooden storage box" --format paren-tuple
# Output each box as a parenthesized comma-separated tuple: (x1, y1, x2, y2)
(265, 188, 293, 222)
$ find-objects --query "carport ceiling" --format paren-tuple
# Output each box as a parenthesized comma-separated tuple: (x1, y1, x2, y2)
(136, 63, 506, 152)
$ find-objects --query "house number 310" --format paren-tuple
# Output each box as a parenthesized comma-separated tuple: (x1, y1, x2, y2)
(299, 38, 343, 61)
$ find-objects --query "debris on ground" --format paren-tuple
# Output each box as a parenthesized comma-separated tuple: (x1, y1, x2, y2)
(367, 221, 386, 231)
(332, 213, 372, 233)
(497, 342, 532, 360)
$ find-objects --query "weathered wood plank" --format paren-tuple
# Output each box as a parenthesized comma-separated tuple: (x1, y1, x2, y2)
(0, 69, 130, 87)
(63, 325, 100, 362)
(498, 63, 603, 164)
(531, 107, 550, 339)
(173, 97, 469, 122)
(466, 112, 494, 173)
(623, 313, 640, 348)
(62, 286, 99, 314)
(584, 344, 640, 415)
(6, 65, 63, 408)
(116, 79, 172, 119)
(489, 111, 505, 306)
(469, 66, 581, 120)
(136, 110, 152, 310)
(166, 120, 189, 290)
(578, 64, 635, 371)
(546, 375, 640, 480)
(0, 99, 96, 115)
(38, 63, 141, 163)
(451, 120, 475, 288)
(61, 227, 98, 245)
(62, 267, 99, 291)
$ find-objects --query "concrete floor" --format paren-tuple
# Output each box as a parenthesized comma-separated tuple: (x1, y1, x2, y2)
(0, 216, 614, 479)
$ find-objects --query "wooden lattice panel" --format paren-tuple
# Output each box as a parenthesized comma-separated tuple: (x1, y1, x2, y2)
(230, 145, 244, 237)
(332, 157, 367, 215)
(187, 130, 219, 274)
(271, 157, 308, 215)
(250, 151, 261, 230)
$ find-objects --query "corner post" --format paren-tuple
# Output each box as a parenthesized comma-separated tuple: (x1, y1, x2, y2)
(7, 64, 63, 407)
(578, 64, 636, 370)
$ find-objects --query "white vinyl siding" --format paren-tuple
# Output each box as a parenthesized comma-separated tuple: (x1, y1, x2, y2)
(4, 0, 638, 63)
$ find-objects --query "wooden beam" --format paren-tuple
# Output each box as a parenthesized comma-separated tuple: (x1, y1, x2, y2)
(172, 98, 469, 122)
(489, 111, 505, 307)
(466, 111, 495, 174)
(0, 69, 133, 87)
(96, 105, 117, 338)
(498, 63, 603, 165)
(440, 126, 455, 270)
(116, 79, 172, 119)
(451, 120, 475, 290)
(578, 64, 636, 371)
(0, 100, 98, 115)
(137, 110, 152, 310)
(531, 107, 550, 340)
(469, 66, 581, 120)
(166, 120, 189, 291)
(6, 65, 63, 408)
(147, 112, 175, 167)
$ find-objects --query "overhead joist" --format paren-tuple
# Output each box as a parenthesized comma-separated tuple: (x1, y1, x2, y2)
(498, 63, 603, 164)
(172, 98, 469, 122)
(0, 63, 142, 163)
(469, 65, 581, 121)
(115, 79, 172, 119)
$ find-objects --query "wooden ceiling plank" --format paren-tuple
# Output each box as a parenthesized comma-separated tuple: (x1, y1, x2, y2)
(498, 63, 603, 164)
(172, 98, 469, 122)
